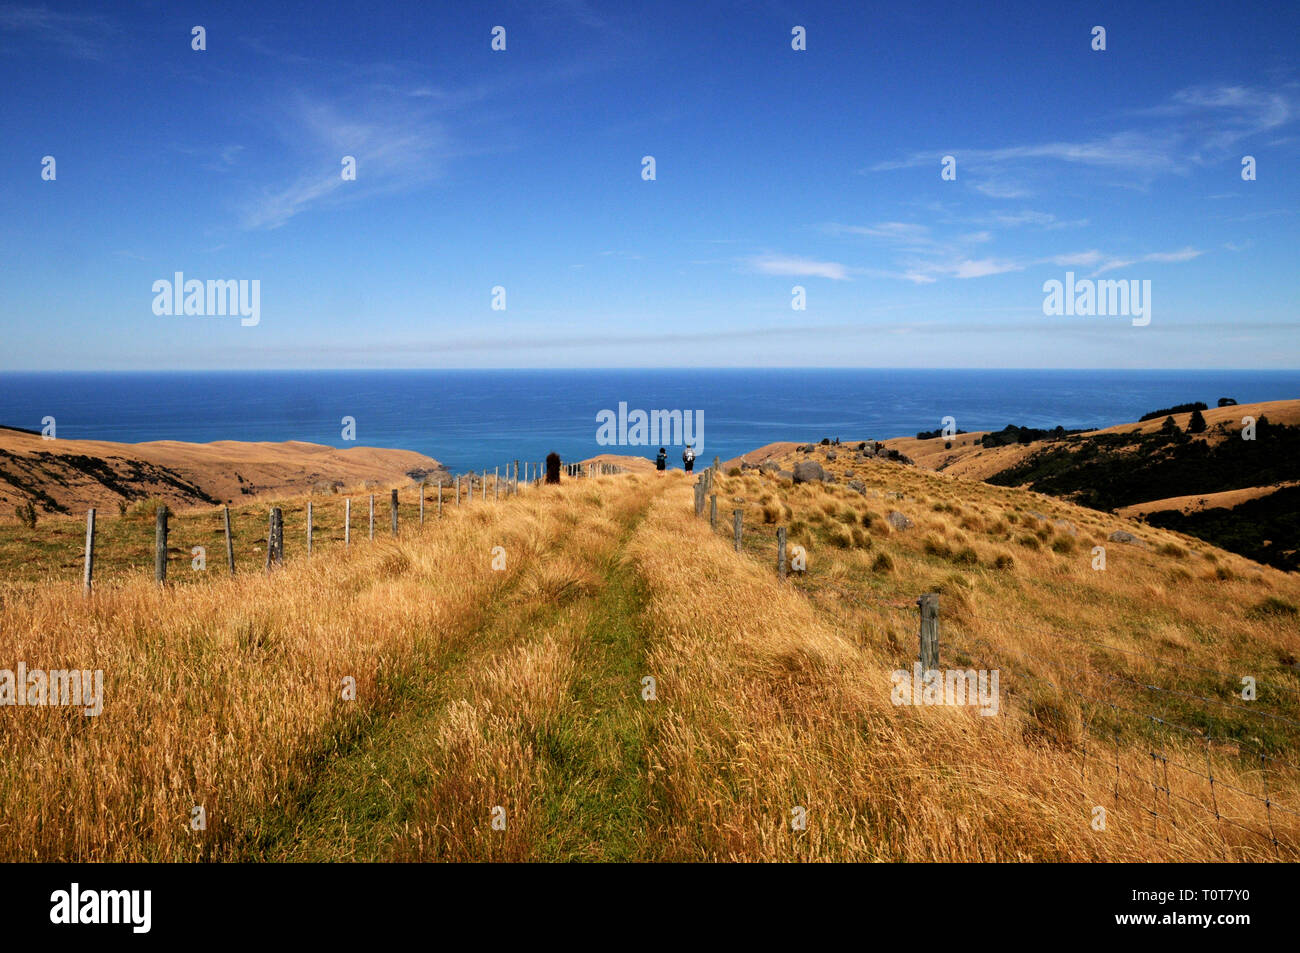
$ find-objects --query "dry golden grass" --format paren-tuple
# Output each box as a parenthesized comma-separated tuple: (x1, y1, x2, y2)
(2, 448, 1298, 862)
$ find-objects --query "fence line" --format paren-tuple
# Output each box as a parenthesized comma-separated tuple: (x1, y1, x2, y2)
(69, 458, 626, 587)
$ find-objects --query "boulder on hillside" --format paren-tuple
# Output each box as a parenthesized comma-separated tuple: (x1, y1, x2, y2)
(847, 480, 866, 495)
(1109, 529, 1149, 548)
(760, 461, 779, 473)
(887, 510, 914, 531)
(825, 450, 837, 461)
(776, 469, 794, 482)
(792, 461, 827, 484)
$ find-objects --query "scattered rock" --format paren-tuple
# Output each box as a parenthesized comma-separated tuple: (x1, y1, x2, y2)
(776, 469, 794, 482)
(848, 480, 866, 495)
(792, 461, 827, 484)
(760, 461, 779, 473)
(887, 510, 914, 531)
(1109, 529, 1149, 548)
(825, 450, 837, 461)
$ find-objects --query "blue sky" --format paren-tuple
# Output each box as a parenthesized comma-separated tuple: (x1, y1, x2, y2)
(1, 0, 1297, 370)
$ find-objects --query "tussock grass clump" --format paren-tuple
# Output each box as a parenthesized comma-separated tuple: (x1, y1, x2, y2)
(1247, 596, 1298, 619)
(870, 552, 894, 574)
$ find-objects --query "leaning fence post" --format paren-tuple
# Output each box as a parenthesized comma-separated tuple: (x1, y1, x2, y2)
(733, 509, 743, 553)
(917, 593, 940, 672)
(223, 505, 235, 573)
(777, 526, 787, 581)
(155, 504, 169, 585)
(83, 508, 95, 596)
(710, 494, 717, 529)
(391, 488, 399, 536)
(345, 498, 351, 547)
(307, 501, 313, 556)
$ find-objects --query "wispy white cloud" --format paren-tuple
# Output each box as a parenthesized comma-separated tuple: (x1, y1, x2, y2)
(747, 254, 850, 280)
(864, 84, 1298, 194)
(0, 3, 117, 61)
(241, 91, 455, 230)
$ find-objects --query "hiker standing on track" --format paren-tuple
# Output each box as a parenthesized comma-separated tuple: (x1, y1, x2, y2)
(656, 447, 667, 474)
(682, 444, 695, 473)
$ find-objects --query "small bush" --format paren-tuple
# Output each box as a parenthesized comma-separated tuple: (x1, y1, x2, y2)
(1016, 534, 1041, 550)
(728, 467, 741, 477)
(951, 546, 979, 566)
(850, 526, 871, 548)
(993, 552, 1015, 570)
(1158, 542, 1186, 558)
(871, 552, 894, 574)
(14, 502, 36, 529)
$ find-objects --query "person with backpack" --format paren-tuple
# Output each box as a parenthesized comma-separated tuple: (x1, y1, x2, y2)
(655, 447, 667, 474)
(682, 444, 696, 473)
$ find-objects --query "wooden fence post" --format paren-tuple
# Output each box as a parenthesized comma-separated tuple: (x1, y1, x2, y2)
(420, 481, 425, 524)
(369, 494, 375, 540)
(307, 501, 313, 556)
(709, 494, 717, 529)
(83, 508, 95, 596)
(495, 466, 500, 500)
(265, 507, 284, 571)
(223, 505, 235, 573)
(917, 593, 940, 672)
(694, 480, 704, 517)
(155, 504, 168, 584)
(345, 498, 351, 547)
(777, 526, 787, 581)
(438, 481, 443, 516)
(391, 488, 399, 536)
(455, 476, 461, 506)
(733, 509, 743, 553)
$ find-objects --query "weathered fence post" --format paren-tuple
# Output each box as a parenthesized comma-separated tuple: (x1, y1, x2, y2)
(455, 476, 461, 506)
(733, 509, 743, 553)
(307, 501, 313, 556)
(918, 593, 940, 672)
(345, 498, 351, 547)
(155, 504, 168, 584)
(369, 494, 375, 540)
(83, 508, 95, 596)
(391, 488, 399, 536)
(709, 494, 717, 529)
(546, 452, 560, 484)
(495, 466, 500, 500)
(694, 480, 704, 517)
(223, 505, 235, 573)
(265, 507, 284, 571)
(777, 526, 787, 581)
(420, 481, 425, 524)
(438, 481, 443, 517)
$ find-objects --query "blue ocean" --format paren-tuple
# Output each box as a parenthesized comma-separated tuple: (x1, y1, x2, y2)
(1, 369, 1296, 475)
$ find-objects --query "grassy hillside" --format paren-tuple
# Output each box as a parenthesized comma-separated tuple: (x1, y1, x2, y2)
(2, 453, 1297, 861)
